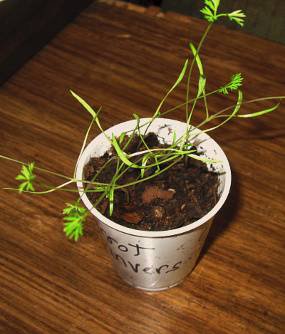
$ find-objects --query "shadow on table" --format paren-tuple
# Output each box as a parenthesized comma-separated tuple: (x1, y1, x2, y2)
(197, 168, 241, 264)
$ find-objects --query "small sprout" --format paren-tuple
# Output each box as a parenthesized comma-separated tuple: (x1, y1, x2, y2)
(219, 73, 243, 95)
(63, 203, 88, 241)
(200, 0, 220, 23)
(16, 162, 36, 193)
(227, 10, 246, 27)
(201, 1, 246, 27)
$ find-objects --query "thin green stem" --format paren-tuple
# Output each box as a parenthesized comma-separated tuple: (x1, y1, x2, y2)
(203, 90, 209, 119)
(93, 191, 108, 208)
(160, 89, 219, 117)
(185, 23, 213, 120)
(4, 180, 74, 195)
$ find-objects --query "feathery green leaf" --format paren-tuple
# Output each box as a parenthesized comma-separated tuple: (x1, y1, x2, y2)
(16, 162, 36, 193)
(63, 202, 88, 241)
(219, 73, 243, 95)
(112, 134, 140, 168)
(200, 0, 220, 22)
(227, 10, 246, 27)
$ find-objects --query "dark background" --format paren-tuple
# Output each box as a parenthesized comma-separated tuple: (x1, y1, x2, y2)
(0, 0, 284, 85)
(130, 0, 285, 44)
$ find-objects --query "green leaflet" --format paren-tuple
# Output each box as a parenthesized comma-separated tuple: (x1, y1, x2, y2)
(177, 59, 189, 84)
(112, 134, 140, 168)
(70, 90, 97, 118)
(227, 10, 246, 27)
(201, 0, 245, 27)
(15, 174, 26, 181)
(16, 162, 36, 193)
(70, 90, 106, 136)
(219, 73, 244, 95)
(200, 0, 220, 22)
(153, 59, 189, 118)
(198, 76, 207, 97)
(189, 43, 206, 103)
(63, 219, 83, 242)
(63, 202, 87, 241)
(189, 43, 204, 75)
(63, 202, 87, 215)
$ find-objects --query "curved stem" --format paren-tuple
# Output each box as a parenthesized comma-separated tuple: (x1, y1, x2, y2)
(4, 180, 74, 195)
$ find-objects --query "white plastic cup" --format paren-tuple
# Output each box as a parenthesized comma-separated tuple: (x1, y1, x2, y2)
(76, 118, 231, 291)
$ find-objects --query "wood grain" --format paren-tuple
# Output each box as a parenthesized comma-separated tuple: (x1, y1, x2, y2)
(0, 1, 285, 333)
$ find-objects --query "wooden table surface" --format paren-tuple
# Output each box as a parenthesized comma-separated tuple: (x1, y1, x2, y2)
(1, 1, 284, 333)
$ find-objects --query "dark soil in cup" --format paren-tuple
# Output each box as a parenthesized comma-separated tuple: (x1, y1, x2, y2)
(84, 133, 220, 231)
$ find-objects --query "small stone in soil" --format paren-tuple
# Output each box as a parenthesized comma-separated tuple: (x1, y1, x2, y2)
(152, 206, 165, 220)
